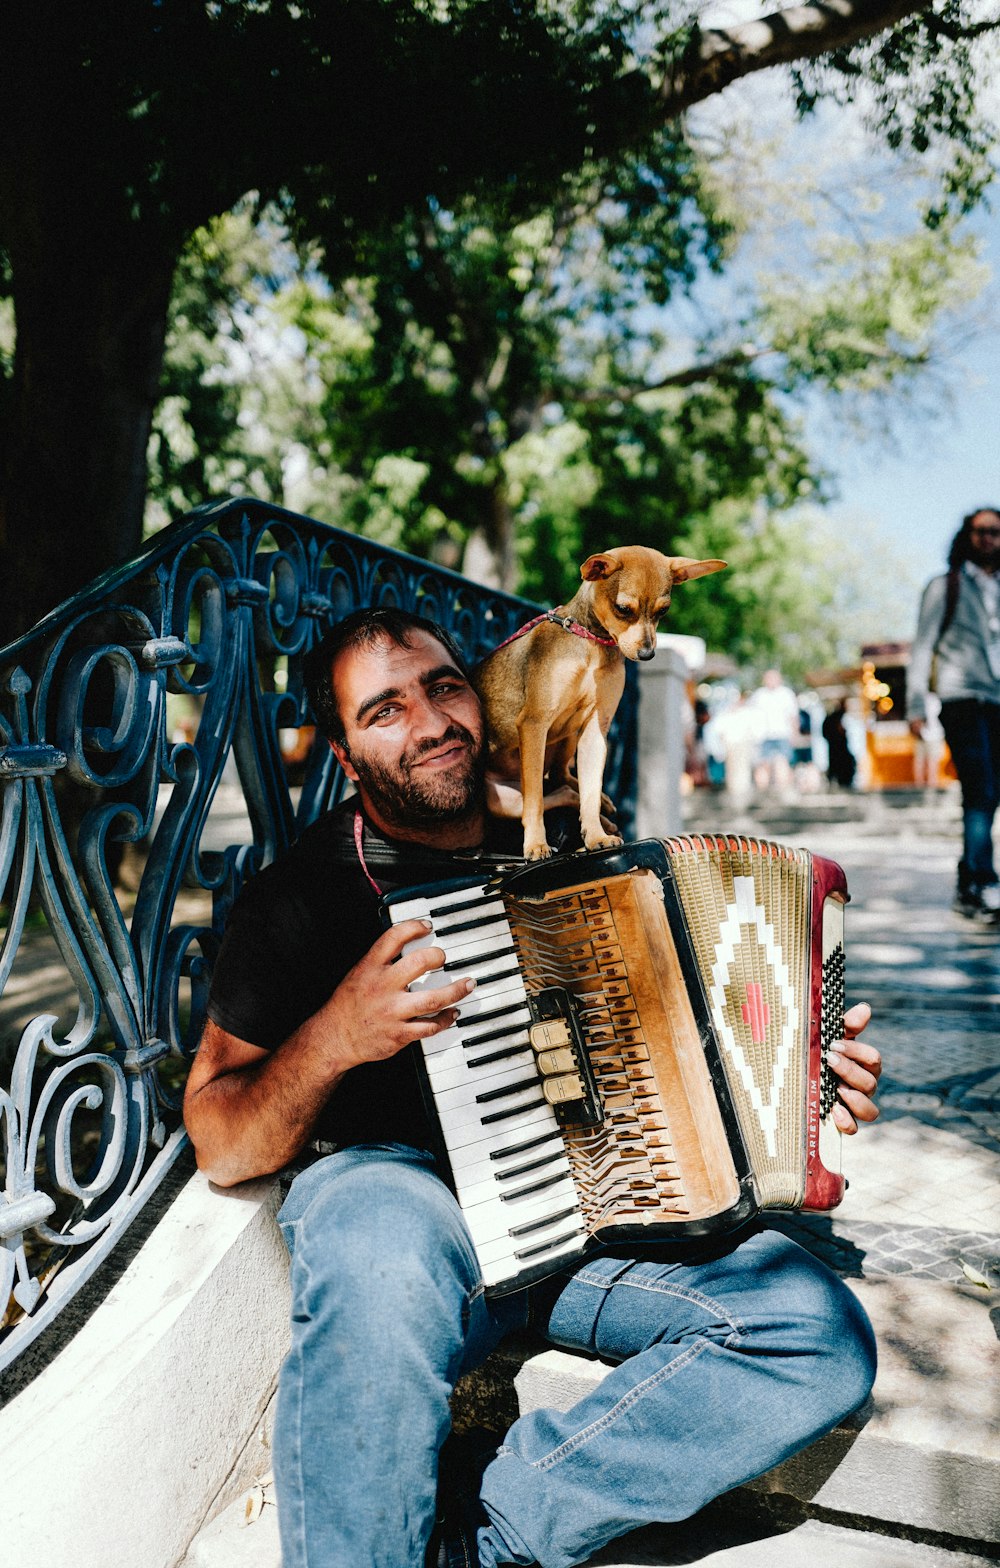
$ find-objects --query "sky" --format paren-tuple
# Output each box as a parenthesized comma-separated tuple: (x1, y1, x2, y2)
(684, 18, 1000, 647)
(819, 208, 999, 626)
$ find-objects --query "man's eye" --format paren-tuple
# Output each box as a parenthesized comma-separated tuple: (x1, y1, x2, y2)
(372, 704, 400, 722)
(431, 682, 464, 698)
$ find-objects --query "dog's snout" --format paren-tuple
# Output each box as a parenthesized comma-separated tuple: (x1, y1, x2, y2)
(638, 645, 657, 662)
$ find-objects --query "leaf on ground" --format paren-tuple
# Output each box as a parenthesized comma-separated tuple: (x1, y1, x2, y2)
(959, 1258, 994, 1289)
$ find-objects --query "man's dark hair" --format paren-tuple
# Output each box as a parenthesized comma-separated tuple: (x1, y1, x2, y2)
(304, 607, 472, 746)
(947, 507, 1000, 571)
(936, 507, 1000, 645)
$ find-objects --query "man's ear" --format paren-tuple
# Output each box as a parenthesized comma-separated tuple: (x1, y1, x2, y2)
(581, 552, 622, 582)
(329, 736, 360, 784)
(668, 557, 727, 584)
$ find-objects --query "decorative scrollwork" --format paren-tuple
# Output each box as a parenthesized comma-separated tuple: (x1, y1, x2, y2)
(0, 498, 637, 1370)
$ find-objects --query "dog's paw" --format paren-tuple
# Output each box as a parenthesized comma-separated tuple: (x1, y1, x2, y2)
(524, 840, 553, 861)
(583, 831, 623, 852)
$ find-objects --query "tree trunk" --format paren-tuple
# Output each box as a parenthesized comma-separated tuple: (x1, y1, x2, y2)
(0, 224, 177, 645)
(462, 475, 520, 594)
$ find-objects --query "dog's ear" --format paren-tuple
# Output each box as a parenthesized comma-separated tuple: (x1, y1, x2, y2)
(580, 553, 622, 581)
(668, 557, 727, 584)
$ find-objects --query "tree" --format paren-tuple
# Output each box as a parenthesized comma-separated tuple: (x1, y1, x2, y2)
(0, 0, 996, 638)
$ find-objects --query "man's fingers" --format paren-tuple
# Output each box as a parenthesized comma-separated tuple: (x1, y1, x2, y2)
(404, 974, 475, 1017)
(827, 1048, 879, 1096)
(833, 1086, 879, 1132)
(843, 1001, 872, 1037)
(370, 918, 435, 963)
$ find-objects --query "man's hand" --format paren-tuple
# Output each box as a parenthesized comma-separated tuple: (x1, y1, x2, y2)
(329, 919, 475, 1070)
(909, 718, 925, 738)
(826, 1002, 881, 1134)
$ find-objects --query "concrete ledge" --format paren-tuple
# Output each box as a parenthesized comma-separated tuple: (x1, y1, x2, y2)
(0, 1170, 290, 1568)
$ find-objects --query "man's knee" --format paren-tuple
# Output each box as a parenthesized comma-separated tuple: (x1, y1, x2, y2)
(279, 1146, 479, 1326)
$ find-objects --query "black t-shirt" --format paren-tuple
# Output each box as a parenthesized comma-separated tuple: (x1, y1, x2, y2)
(206, 796, 581, 1150)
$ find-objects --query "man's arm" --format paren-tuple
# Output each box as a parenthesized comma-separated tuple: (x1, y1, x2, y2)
(827, 1002, 881, 1134)
(908, 575, 947, 731)
(183, 918, 475, 1187)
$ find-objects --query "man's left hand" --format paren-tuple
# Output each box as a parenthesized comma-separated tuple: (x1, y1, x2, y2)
(826, 1002, 881, 1134)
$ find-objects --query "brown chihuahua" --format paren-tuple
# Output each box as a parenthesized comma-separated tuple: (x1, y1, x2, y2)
(475, 546, 726, 859)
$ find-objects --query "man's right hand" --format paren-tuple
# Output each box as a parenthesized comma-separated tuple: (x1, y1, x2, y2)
(184, 920, 474, 1186)
(909, 718, 925, 738)
(329, 918, 475, 1070)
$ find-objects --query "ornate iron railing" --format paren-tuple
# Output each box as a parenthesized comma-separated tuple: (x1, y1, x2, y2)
(0, 497, 636, 1370)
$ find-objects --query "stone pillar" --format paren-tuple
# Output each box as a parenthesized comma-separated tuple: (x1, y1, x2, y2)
(635, 635, 700, 839)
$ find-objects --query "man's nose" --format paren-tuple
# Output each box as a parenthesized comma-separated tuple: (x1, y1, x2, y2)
(410, 690, 454, 736)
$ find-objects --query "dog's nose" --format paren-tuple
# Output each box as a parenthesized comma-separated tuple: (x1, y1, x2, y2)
(638, 645, 657, 661)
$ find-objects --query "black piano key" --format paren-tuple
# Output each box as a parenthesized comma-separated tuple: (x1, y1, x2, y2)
(467, 1043, 532, 1068)
(476, 1075, 539, 1105)
(500, 1170, 570, 1203)
(428, 893, 495, 918)
(458, 999, 528, 1028)
(490, 1129, 563, 1162)
(481, 1096, 546, 1125)
(514, 1224, 587, 1261)
(461, 1018, 529, 1049)
(443, 945, 515, 972)
(508, 1205, 579, 1238)
(496, 1150, 567, 1182)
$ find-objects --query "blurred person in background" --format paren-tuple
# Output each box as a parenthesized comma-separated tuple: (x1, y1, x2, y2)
(748, 669, 798, 797)
(822, 700, 857, 791)
(909, 507, 1000, 923)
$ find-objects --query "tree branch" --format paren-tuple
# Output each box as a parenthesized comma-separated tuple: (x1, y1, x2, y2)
(661, 0, 935, 115)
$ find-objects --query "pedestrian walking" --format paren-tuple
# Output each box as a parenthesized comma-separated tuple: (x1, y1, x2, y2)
(908, 507, 1000, 922)
(822, 700, 857, 790)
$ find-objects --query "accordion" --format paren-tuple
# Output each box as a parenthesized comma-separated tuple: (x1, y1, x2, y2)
(383, 836, 848, 1295)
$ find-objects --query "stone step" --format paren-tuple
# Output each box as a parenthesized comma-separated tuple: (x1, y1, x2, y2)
(183, 1482, 999, 1568)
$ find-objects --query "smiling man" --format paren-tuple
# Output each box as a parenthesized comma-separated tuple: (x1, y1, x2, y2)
(184, 606, 881, 1568)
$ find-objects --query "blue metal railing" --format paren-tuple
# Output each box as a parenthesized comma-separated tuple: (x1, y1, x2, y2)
(0, 498, 636, 1369)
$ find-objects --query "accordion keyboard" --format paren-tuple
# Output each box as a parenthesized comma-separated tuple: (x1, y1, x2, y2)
(388, 881, 589, 1289)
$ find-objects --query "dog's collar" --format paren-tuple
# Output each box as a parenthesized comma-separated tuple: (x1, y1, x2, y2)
(494, 608, 617, 650)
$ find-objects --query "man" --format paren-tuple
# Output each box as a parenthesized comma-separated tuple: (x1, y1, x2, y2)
(909, 507, 1000, 922)
(184, 607, 881, 1568)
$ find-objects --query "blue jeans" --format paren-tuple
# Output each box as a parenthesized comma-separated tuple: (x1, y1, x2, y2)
(273, 1144, 876, 1568)
(939, 699, 1000, 888)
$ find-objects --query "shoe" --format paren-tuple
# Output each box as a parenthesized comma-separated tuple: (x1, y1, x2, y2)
(952, 888, 982, 917)
(427, 1487, 484, 1568)
(953, 884, 1000, 922)
(428, 1429, 496, 1568)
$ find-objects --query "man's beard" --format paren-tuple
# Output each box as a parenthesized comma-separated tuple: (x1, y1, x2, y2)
(347, 724, 487, 830)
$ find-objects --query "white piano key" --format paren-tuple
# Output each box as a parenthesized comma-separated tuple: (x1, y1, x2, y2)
(452, 1137, 568, 1200)
(474, 1213, 586, 1274)
(455, 1159, 575, 1214)
(444, 1097, 559, 1155)
(425, 1039, 533, 1093)
(462, 1177, 580, 1249)
(419, 997, 531, 1057)
(433, 1058, 542, 1116)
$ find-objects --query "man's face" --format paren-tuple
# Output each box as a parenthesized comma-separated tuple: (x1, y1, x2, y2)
(969, 511, 1000, 572)
(330, 629, 486, 832)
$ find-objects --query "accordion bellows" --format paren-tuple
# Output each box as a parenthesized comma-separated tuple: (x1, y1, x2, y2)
(385, 836, 848, 1294)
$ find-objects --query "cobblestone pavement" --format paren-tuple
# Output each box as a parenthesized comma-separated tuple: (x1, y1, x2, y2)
(687, 793, 1000, 1292)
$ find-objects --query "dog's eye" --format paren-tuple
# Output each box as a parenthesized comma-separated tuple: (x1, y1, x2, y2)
(614, 602, 637, 620)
